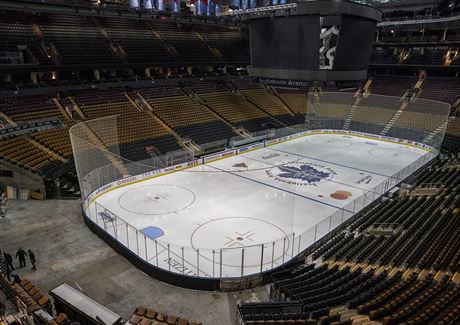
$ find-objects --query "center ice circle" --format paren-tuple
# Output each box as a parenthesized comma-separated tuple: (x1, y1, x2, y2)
(118, 184, 195, 215)
(190, 217, 289, 267)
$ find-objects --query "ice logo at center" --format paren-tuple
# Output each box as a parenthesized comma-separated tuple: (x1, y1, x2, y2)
(266, 162, 336, 186)
(277, 165, 330, 184)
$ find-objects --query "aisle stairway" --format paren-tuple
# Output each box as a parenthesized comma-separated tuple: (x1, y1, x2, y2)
(423, 117, 452, 144)
(343, 96, 362, 130)
(380, 100, 406, 136)
(132, 92, 201, 154)
(236, 90, 287, 127)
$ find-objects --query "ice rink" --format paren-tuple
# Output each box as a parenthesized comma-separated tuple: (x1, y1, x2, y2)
(87, 133, 433, 277)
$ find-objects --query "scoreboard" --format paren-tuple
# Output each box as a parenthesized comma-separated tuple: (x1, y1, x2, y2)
(245, 0, 382, 81)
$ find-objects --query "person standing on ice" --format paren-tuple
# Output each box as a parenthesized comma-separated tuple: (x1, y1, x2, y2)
(3, 252, 14, 271)
(15, 248, 27, 268)
(28, 250, 36, 271)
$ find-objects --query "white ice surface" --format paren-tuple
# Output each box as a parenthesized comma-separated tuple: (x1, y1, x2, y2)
(88, 134, 431, 277)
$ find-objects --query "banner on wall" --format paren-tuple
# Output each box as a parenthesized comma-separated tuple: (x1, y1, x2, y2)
(130, 0, 140, 9)
(171, 0, 180, 13)
(207, 0, 214, 15)
(215, 3, 221, 14)
(156, 0, 165, 11)
(231, 0, 240, 9)
(144, 0, 154, 10)
(259, 78, 310, 88)
(195, 0, 207, 15)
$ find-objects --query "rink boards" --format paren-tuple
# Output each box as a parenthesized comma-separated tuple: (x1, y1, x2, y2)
(83, 129, 436, 279)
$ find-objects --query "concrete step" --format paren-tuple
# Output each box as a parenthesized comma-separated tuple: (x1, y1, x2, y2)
(351, 314, 371, 324)
(329, 305, 347, 316)
(452, 272, 460, 284)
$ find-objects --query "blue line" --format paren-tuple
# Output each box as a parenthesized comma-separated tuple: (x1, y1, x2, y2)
(207, 164, 354, 213)
(243, 155, 368, 192)
(268, 147, 392, 178)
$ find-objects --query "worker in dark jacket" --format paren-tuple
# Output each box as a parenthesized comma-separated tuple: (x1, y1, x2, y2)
(5, 265, 11, 282)
(3, 252, 14, 271)
(28, 250, 36, 271)
(15, 248, 27, 268)
(11, 273, 21, 285)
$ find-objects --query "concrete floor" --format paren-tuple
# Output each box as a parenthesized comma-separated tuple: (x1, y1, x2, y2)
(0, 199, 270, 325)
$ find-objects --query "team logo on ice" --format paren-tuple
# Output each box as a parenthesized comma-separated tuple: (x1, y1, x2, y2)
(266, 162, 336, 186)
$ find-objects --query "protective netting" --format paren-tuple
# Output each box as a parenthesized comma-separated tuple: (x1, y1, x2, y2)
(307, 92, 450, 150)
(70, 92, 449, 279)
